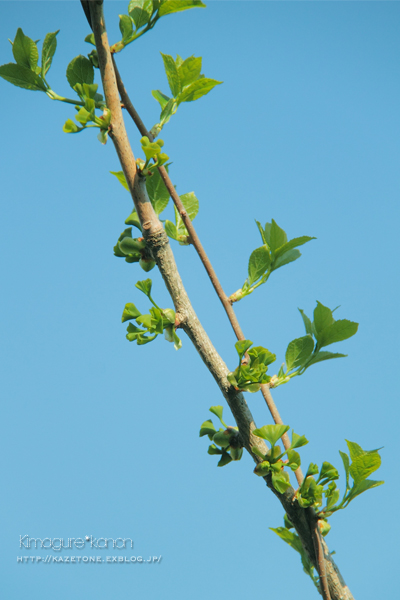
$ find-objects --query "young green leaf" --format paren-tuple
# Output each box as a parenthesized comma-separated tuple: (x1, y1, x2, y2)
(63, 119, 83, 133)
(152, 89, 170, 109)
(255, 220, 268, 245)
(135, 279, 152, 297)
(271, 471, 292, 494)
(349, 451, 381, 484)
(66, 55, 94, 91)
(285, 336, 314, 371)
(161, 53, 181, 97)
(207, 444, 223, 456)
(274, 235, 316, 258)
(298, 308, 313, 336)
(290, 431, 309, 449)
(158, 0, 206, 17)
(146, 168, 170, 215)
(165, 220, 179, 241)
(339, 450, 350, 491)
(178, 55, 202, 88)
(313, 301, 334, 339)
(199, 419, 217, 438)
(179, 192, 199, 221)
(304, 351, 347, 369)
(346, 478, 384, 503)
(253, 424, 290, 447)
(234, 340, 253, 360)
(128, 0, 153, 29)
(178, 78, 222, 103)
(119, 14, 134, 41)
(121, 303, 142, 323)
(41, 30, 59, 77)
(110, 170, 130, 191)
(209, 406, 224, 422)
(318, 319, 359, 348)
(217, 452, 233, 467)
(269, 219, 287, 253)
(272, 249, 301, 270)
(12, 28, 38, 71)
(248, 246, 270, 285)
(0, 63, 46, 91)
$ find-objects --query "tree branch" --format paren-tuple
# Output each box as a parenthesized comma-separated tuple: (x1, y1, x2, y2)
(88, 3, 353, 598)
(111, 53, 303, 483)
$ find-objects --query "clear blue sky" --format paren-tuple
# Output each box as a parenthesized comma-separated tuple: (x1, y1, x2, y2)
(1, 1, 399, 598)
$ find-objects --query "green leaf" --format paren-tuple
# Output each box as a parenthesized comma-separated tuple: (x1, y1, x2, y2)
(304, 351, 347, 369)
(318, 462, 339, 484)
(313, 301, 334, 338)
(66, 55, 94, 91)
(290, 431, 309, 449)
(165, 220, 178, 240)
(135, 279, 152, 297)
(339, 450, 350, 491)
(128, 0, 153, 29)
(319, 319, 359, 348)
(84, 33, 96, 46)
(125, 211, 142, 231)
(209, 406, 224, 422)
(75, 107, 93, 124)
(110, 170, 129, 191)
(63, 119, 83, 133)
(179, 192, 199, 221)
(255, 220, 267, 245)
(285, 336, 314, 371)
(178, 55, 202, 88)
(287, 449, 301, 471)
(298, 309, 313, 336)
(346, 440, 366, 461)
(274, 235, 316, 258)
(41, 30, 59, 76)
(349, 452, 381, 485)
(271, 471, 292, 494)
(270, 527, 304, 554)
(12, 28, 38, 70)
(160, 98, 178, 124)
(253, 424, 290, 447)
(207, 444, 223, 456)
(272, 249, 301, 270)
(269, 219, 287, 253)
(161, 53, 181, 97)
(158, 0, 206, 17)
(199, 419, 217, 438)
(119, 14, 133, 41)
(346, 478, 384, 503)
(146, 169, 170, 215)
(122, 303, 142, 323)
(0, 63, 46, 91)
(234, 340, 253, 360)
(247, 346, 276, 367)
(178, 77, 222, 103)
(152, 89, 170, 110)
(217, 452, 232, 467)
(141, 136, 163, 161)
(248, 246, 270, 285)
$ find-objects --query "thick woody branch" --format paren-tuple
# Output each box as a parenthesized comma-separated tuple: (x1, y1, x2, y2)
(88, 3, 353, 598)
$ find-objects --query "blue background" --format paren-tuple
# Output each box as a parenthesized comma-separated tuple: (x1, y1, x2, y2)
(1, 1, 398, 598)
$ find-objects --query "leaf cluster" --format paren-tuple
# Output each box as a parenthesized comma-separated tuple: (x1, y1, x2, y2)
(150, 52, 222, 137)
(0, 28, 57, 92)
(227, 340, 276, 393)
(199, 406, 243, 467)
(252, 426, 308, 494)
(112, 0, 206, 54)
(230, 219, 315, 302)
(123, 279, 182, 349)
(273, 302, 359, 387)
